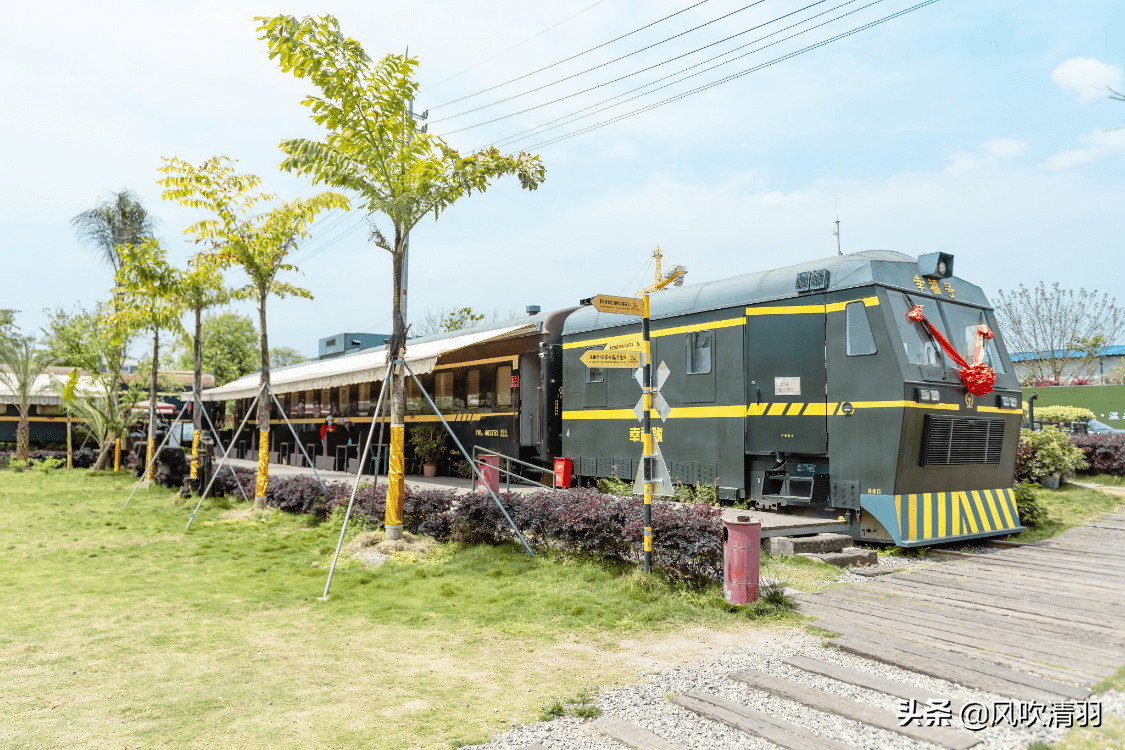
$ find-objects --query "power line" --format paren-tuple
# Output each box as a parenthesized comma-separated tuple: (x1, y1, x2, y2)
(430, 0, 766, 123)
(422, 0, 612, 93)
(431, 0, 714, 110)
(440, 0, 845, 138)
(527, 0, 939, 150)
(481, 0, 876, 150)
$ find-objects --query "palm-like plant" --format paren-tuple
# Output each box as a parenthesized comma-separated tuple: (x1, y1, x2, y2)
(0, 337, 55, 461)
(71, 189, 159, 274)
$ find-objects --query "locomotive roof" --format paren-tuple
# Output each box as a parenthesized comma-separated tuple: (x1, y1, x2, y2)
(563, 250, 992, 336)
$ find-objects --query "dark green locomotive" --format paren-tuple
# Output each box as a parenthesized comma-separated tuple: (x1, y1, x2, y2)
(561, 250, 1023, 546)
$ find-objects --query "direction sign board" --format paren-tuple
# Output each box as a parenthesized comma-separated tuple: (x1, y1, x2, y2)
(581, 350, 641, 368)
(604, 339, 642, 352)
(590, 294, 644, 316)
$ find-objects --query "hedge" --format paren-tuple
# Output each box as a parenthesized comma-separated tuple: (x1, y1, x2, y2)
(1071, 433, 1125, 476)
(0, 449, 102, 469)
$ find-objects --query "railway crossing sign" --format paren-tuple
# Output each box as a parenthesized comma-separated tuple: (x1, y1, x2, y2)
(589, 294, 644, 316)
(634, 361, 671, 422)
(580, 350, 642, 368)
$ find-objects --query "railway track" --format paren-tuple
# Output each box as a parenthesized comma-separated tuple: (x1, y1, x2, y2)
(495, 510, 1125, 750)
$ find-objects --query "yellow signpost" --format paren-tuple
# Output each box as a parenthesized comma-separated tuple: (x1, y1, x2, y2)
(604, 339, 642, 352)
(580, 349, 642, 368)
(590, 294, 644, 316)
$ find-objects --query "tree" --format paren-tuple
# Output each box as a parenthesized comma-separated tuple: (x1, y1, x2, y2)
(413, 305, 521, 337)
(177, 311, 259, 386)
(995, 283, 1122, 385)
(0, 337, 55, 461)
(259, 13, 546, 538)
(0, 309, 18, 345)
(269, 346, 305, 368)
(111, 239, 185, 486)
(42, 304, 142, 470)
(71, 189, 159, 275)
(159, 155, 347, 509)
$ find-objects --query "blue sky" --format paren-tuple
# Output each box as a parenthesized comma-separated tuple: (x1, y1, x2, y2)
(1, 0, 1121, 357)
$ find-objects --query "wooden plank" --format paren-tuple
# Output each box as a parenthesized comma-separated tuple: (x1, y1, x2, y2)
(674, 692, 854, 750)
(594, 716, 689, 750)
(936, 558, 1125, 592)
(851, 581, 1125, 646)
(892, 571, 1125, 618)
(805, 590, 1125, 664)
(728, 667, 980, 750)
(867, 577, 1120, 631)
(999, 547, 1125, 572)
(802, 596, 1119, 672)
(810, 612, 1099, 690)
(784, 653, 969, 714)
(821, 624, 1091, 700)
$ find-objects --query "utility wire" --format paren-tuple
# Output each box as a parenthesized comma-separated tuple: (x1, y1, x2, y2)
(440, 0, 844, 138)
(431, 0, 714, 109)
(481, 0, 875, 150)
(422, 0, 612, 93)
(430, 0, 765, 122)
(527, 0, 939, 150)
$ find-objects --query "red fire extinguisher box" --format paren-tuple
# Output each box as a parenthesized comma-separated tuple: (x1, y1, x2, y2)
(553, 458, 572, 488)
(723, 514, 761, 605)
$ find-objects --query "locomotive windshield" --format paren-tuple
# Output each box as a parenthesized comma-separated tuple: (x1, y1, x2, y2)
(888, 291, 947, 365)
(937, 301, 1006, 374)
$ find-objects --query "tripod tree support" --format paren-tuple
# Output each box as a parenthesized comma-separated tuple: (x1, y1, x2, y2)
(196, 392, 251, 505)
(403, 361, 534, 557)
(124, 399, 191, 508)
(321, 375, 389, 599)
(186, 384, 264, 530)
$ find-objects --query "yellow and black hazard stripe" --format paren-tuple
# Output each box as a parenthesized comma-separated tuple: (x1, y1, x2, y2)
(563, 401, 1022, 420)
(864, 488, 1022, 545)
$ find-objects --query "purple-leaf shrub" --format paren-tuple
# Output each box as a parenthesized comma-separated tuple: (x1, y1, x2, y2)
(1071, 434, 1125, 476)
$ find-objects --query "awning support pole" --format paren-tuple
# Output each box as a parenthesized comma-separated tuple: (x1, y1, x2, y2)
(186, 383, 265, 530)
(320, 375, 390, 600)
(402, 360, 534, 557)
(124, 399, 191, 508)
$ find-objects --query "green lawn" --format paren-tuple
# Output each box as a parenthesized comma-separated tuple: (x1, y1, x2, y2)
(1009, 482, 1125, 543)
(1022, 384, 1125, 429)
(0, 470, 795, 750)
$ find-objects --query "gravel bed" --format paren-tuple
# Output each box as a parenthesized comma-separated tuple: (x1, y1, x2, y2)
(838, 554, 937, 582)
(465, 629, 1112, 750)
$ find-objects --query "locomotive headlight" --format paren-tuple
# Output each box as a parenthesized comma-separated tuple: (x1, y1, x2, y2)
(916, 388, 931, 402)
(937, 260, 947, 275)
(930, 390, 940, 402)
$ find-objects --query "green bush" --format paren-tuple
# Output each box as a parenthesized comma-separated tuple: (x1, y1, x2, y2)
(597, 477, 632, 496)
(36, 457, 64, 474)
(1016, 427, 1087, 482)
(7, 458, 29, 472)
(1013, 482, 1049, 527)
(1026, 404, 1095, 424)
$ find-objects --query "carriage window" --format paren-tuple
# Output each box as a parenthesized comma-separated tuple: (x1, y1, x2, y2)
(686, 331, 712, 374)
(845, 301, 878, 356)
(406, 378, 422, 412)
(889, 292, 946, 366)
(466, 370, 481, 408)
(584, 349, 605, 383)
(435, 372, 454, 410)
(496, 366, 512, 407)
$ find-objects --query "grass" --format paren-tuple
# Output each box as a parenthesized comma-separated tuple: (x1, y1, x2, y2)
(1021, 384, 1125, 429)
(1033, 715, 1125, 749)
(759, 552, 843, 593)
(0, 470, 797, 750)
(1008, 482, 1125, 543)
(1086, 474, 1125, 487)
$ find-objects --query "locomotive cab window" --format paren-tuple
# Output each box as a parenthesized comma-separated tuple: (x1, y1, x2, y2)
(496, 366, 512, 407)
(889, 292, 947, 366)
(686, 331, 712, 374)
(845, 301, 877, 356)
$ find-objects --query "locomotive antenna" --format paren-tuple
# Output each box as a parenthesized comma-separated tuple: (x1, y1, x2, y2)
(834, 200, 842, 256)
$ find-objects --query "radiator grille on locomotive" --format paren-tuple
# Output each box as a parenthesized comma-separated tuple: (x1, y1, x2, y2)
(920, 415, 1005, 466)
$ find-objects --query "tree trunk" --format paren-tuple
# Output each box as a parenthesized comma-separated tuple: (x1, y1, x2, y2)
(192, 303, 202, 488)
(386, 231, 406, 540)
(254, 294, 270, 510)
(146, 327, 159, 488)
(15, 405, 29, 462)
(91, 436, 112, 472)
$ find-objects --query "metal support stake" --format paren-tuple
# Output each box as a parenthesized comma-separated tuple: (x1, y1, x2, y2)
(321, 376, 390, 599)
(642, 293, 653, 574)
(368, 380, 391, 516)
(124, 399, 191, 508)
(186, 384, 264, 530)
(266, 383, 326, 492)
(195, 392, 251, 505)
(403, 361, 534, 556)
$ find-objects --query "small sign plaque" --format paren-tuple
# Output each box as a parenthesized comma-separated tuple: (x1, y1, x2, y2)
(582, 350, 642, 368)
(510, 375, 519, 388)
(775, 377, 801, 396)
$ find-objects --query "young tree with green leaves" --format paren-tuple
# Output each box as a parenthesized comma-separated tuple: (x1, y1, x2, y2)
(0, 337, 55, 461)
(0, 309, 18, 345)
(42, 304, 142, 471)
(111, 239, 185, 486)
(258, 13, 546, 537)
(175, 311, 259, 386)
(268, 346, 305, 368)
(159, 155, 347, 509)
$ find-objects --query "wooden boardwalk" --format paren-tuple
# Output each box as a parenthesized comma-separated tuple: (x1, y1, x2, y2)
(593, 510, 1125, 750)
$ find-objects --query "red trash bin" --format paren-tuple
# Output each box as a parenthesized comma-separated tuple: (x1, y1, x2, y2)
(723, 514, 761, 605)
(553, 458, 573, 488)
(478, 454, 500, 493)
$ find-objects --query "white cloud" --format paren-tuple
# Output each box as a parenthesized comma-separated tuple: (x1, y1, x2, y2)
(944, 138, 1028, 174)
(1051, 57, 1123, 102)
(1045, 127, 1125, 169)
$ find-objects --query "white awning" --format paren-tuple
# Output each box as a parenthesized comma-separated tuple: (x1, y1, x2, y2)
(0, 371, 107, 406)
(199, 323, 537, 402)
